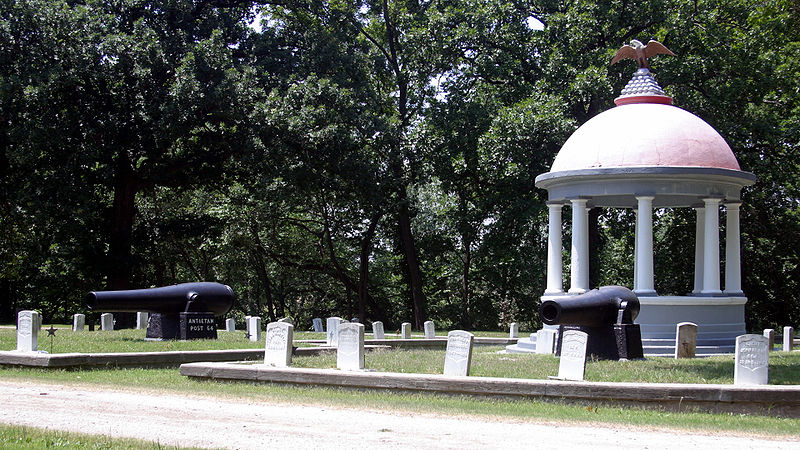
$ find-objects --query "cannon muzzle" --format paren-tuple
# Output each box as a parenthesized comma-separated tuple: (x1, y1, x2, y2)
(539, 286, 639, 327)
(86, 282, 234, 316)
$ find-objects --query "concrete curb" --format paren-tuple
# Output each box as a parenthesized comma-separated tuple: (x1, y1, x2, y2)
(179, 362, 800, 418)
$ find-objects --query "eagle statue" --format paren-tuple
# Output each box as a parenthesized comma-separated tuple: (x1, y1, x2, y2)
(611, 39, 675, 69)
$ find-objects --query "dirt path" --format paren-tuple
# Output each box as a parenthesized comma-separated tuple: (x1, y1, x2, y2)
(0, 380, 796, 449)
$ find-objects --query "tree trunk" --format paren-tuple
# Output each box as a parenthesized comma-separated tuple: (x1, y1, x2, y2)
(397, 196, 426, 328)
(358, 214, 381, 323)
(106, 151, 138, 291)
(461, 237, 471, 329)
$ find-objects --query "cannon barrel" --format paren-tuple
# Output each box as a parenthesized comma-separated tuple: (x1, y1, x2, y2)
(539, 286, 639, 327)
(86, 282, 234, 316)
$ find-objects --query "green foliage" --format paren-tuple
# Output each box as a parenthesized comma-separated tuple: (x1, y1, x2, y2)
(0, 0, 798, 331)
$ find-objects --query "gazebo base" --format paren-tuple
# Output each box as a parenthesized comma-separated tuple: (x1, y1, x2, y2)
(637, 295, 747, 356)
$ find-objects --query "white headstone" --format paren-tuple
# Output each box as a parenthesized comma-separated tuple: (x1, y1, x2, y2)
(249, 317, 262, 341)
(509, 322, 518, 339)
(326, 317, 344, 346)
(443, 330, 474, 376)
(536, 329, 557, 355)
(264, 321, 294, 367)
(674, 322, 698, 358)
(312, 318, 324, 333)
(424, 320, 435, 339)
(16, 310, 39, 352)
(372, 321, 385, 340)
(783, 326, 794, 352)
(100, 313, 114, 331)
(557, 330, 588, 381)
(763, 328, 774, 351)
(336, 322, 365, 371)
(734, 334, 769, 385)
(225, 318, 235, 332)
(34, 311, 42, 331)
(136, 312, 149, 330)
(401, 322, 411, 339)
(72, 314, 85, 332)
(244, 315, 252, 335)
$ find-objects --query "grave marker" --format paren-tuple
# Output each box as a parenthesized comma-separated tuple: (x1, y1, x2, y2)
(674, 322, 698, 358)
(734, 334, 769, 385)
(372, 321, 385, 340)
(536, 329, 557, 355)
(326, 317, 344, 346)
(401, 322, 411, 339)
(763, 328, 774, 351)
(312, 318, 324, 333)
(225, 318, 235, 332)
(16, 310, 39, 352)
(136, 312, 149, 330)
(249, 316, 262, 341)
(443, 330, 474, 376)
(424, 320, 436, 339)
(556, 330, 588, 381)
(509, 322, 518, 339)
(783, 326, 794, 352)
(100, 313, 114, 331)
(264, 321, 294, 367)
(72, 314, 85, 332)
(336, 322, 365, 371)
(244, 316, 251, 335)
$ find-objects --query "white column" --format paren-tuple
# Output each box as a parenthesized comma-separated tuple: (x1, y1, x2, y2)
(692, 206, 705, 294)
(634, 196, 656, 296)
(545, 203, 564, 295)
(633, 209, 639, 289)
(569, 199, 589, 294)
(724, 202, 744, 295)
(701, 198, 722, 295)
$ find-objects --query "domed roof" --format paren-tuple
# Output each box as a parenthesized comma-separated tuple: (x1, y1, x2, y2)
(550, 102, 742, 173)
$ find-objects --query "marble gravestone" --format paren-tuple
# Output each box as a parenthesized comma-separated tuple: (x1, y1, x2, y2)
(100, 313, 114, 331)
(326, 317, 344, 346)
(34, 311, 42, 331)
(509, 322, 518, 339)
(556, 330, 588, 381)
(424, 320, 436, 339)
(336, 322, 365, 371)
(763, 328, 775, 351)
(401, 322, 411, 339)
(443, 330, 474, 376)
(372, 321, 385, 340)
(734, 334, 769, 385)
(783, 326, 794, 352)
(72, 313, 85, 332)
(674, 322, 698, 358)
(264, 321, 294, 367)
(249, 316, 262, 341)
(312, 318, 324, 333)
(136, 312, 149, 330)
(16, 310, 39, 352)
(536, 329, 557, 355)
(225, 318, 235, 332)
(244, 316, 251, 335)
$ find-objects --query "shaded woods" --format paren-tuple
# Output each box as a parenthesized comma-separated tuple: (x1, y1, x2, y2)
(1, 0, 798, 331)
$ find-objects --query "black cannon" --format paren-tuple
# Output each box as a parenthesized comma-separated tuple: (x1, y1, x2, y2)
(86, 282, 234, 340)
(539, 286, 644, 360)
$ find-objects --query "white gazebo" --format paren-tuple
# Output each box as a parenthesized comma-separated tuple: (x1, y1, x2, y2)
(534, 67, 756, 355)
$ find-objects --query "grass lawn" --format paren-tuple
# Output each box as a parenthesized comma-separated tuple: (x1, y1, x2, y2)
(2, 327, 800, 437)
(0, 423, 194, 449)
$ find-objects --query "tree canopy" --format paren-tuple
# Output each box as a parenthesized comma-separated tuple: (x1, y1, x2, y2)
(1, 0, 798, 331)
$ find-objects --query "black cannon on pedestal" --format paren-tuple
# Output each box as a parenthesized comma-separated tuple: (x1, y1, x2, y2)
(86, 282, 234, 340)
(539, 286, 644, 360)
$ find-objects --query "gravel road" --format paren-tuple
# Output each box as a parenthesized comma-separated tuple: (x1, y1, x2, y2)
(0, 380, 796, 449)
